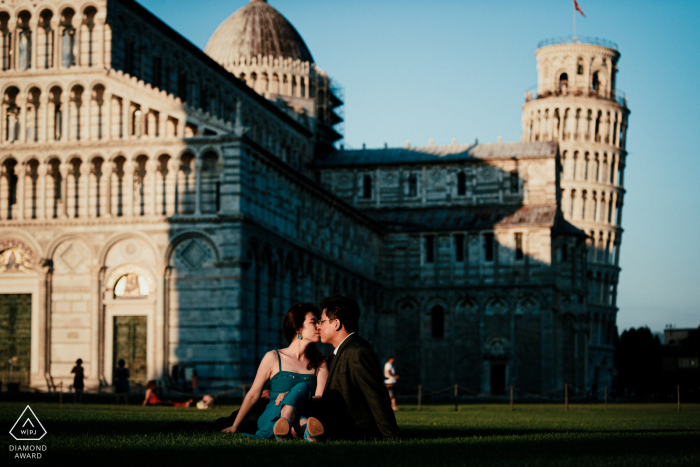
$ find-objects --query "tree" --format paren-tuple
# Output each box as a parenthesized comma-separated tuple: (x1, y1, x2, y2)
(614, 327, 662, 397)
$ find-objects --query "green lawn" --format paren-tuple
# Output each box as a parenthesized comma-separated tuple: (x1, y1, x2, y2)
(2, 402, 699, 466)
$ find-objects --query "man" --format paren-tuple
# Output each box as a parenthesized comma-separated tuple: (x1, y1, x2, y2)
(315, 296, 400, 440)
(384, 355, 399, 411)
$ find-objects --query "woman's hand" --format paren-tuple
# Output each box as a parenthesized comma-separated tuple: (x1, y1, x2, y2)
(221, 425, 237, 434)
(275, 392, 288, 406)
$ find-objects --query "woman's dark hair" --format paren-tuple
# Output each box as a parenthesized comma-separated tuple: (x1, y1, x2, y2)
(283, 303, 325, 371)
(146, 380, 157, 391)
(118, 359, 125, 368)
(319, 296, 360, 333)
(76, 358, 83, 365)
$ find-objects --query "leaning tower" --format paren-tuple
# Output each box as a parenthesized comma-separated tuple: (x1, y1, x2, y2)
(522, 37, 630, 388)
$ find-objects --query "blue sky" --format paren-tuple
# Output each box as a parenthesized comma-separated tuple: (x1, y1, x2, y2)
(139, 0, 700, 333)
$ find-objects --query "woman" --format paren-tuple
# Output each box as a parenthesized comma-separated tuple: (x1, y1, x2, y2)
(142, 380, 193, 407)
(223, 303, 328, 442)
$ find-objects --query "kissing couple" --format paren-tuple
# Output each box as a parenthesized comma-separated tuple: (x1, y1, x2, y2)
(222, 296, 400, 442)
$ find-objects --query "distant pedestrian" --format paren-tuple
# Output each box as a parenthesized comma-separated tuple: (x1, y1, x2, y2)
(72, 359, 85, 403)
(115, 359, 130, 404)
(191, 368, 199, 393)
(384, 355, 399, 411)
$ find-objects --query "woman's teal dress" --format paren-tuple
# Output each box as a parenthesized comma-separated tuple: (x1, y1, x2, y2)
(242, 350, 317, 440)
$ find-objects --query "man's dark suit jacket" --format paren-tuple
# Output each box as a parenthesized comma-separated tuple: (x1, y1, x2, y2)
(315, 334, 400, 440)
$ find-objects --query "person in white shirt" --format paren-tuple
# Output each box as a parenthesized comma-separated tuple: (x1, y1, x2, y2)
(384, 356, 399, 411)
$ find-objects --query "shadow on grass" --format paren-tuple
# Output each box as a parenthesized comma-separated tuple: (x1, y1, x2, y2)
(10, 432, 699, 467)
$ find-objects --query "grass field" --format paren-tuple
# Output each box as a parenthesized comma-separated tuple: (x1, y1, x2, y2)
(2, 402, 699, 466)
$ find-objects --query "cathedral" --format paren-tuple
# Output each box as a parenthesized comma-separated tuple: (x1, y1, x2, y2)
(0, 0, 628, 396)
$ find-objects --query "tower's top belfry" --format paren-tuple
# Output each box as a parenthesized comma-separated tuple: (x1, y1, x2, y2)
(530, 37, 624, 108)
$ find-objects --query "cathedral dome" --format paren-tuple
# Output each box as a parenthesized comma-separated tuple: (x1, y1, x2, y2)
(204, 0, 314, 66)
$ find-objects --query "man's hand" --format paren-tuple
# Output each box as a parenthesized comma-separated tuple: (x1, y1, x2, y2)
(275, 392, 288, 406)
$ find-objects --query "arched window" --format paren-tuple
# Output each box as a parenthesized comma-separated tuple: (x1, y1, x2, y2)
(3, 87, 20, 142)
(577, 58, 584, 75)
(83, 7, 97, 67)
(49, 86, 62, 141)
(581, 190, 587, 220)
(431, 305, 445, 339)
(558, 72, 568, 90)
(18, 11, 32, 70)
(457, 171, 466, 195)
(60, 9, 76, 68)
(39, 10, 54, 69)
(362, 174, 372, 199)
(591, 72, 599, 92)
(1, 158, 18, 219)
(408, 173, 417, 197)
(570, 189, 576, 218)
(0, 12, 10, 71)
(592, 191, 598, 221)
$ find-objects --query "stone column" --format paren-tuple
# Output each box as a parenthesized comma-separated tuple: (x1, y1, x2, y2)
(30, 19, 38, 70)
(102, 161, 113, 218)
(59, 162, 69, 218)
(85, 88, 92, 141)
(81, 161, 91, 218)
(123, 98, 130, 139)
(16, 162, 25, 220)
(38, 162, 47, 219)
(168, 159, 180, 216)
(123, 160, 134, 217)
(61, 91, 69, 142)
(194, 158, 202, 215)
(146, 159, 157, 216)
(105, 92, 112, 140)
(18, 93, 27, 143)
(53, 21, 61, 70)
(41, 93, 49, 143)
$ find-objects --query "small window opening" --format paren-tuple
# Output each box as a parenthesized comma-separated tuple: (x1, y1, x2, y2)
(431, 305, 445, 339)
(484, 233, 494, 262)
(425, 235, 435, 263)
(457, 171, 466, 195)
(515, 233, 523, 260)
(455, 234, 464, 262)
(362, 175, 372, 199)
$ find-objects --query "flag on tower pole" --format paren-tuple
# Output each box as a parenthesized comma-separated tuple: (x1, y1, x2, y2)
(573, 0, 585, 40)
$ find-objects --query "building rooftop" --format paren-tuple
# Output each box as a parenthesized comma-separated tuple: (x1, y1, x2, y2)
(363, 205, 586, 235)
(315, 142, 558, 167)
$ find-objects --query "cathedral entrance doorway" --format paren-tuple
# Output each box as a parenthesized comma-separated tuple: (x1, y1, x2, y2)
(113, 316, 148, 385)
(490, 363, 506, 395)
(0, 294, 31, 387)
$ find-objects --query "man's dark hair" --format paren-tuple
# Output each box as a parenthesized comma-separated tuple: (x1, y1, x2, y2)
(320, 295, 360, 333)
(387, 355, 394, 360)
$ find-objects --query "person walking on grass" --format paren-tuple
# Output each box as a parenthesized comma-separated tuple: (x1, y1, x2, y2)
(71, 359, 85, 403)
(222, 303, 328, 442)
(115, 359, 130, 405)
(314, 296, 400, 440)
(384, 355, 400, 411)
